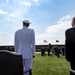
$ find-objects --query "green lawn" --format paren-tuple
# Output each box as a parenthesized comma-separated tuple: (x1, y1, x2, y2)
(32, 52, 70, 75)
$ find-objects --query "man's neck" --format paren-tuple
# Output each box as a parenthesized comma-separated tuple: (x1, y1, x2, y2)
(23, 26, 28, 28)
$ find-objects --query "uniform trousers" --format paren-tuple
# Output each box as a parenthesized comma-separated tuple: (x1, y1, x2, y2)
(23, 58, 32, 75)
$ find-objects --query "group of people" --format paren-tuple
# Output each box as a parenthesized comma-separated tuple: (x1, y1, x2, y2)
(13, 16, 75, 75)
(40, 43, 52, 56)
(40, 45, 65, 58)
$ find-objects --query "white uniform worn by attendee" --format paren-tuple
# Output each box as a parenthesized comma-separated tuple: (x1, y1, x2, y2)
(14, 20, 35, 75)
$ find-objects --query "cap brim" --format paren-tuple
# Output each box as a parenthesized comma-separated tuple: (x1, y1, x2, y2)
(22, 20, 31, 24)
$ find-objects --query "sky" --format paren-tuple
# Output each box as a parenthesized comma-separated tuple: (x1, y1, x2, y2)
(0, 0, 75, 45)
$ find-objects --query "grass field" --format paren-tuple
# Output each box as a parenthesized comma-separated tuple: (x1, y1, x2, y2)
(32, 52, 70, 75)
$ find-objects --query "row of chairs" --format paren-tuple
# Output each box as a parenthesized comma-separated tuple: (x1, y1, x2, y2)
(0, 50, 31, 75)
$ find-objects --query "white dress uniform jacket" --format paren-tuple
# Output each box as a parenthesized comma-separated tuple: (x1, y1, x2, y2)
(14, 26, 35, 59)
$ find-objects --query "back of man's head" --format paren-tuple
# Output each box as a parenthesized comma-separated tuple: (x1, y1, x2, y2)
(23, 22, 29, 27)
(22, 20, 31, 27)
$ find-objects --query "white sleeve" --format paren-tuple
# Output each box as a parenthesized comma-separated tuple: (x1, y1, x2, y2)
(31, 30, 36, 56)
(14, 32, 18, 53)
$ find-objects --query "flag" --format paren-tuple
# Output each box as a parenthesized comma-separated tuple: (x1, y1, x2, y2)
(44, 40, 48, 43)
(56, 40, 59, 42)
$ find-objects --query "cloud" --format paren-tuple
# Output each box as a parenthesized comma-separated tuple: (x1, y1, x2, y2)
(0, 10, 17, 22)
(6, 13, 17, 21)
(60, 15, 72, 21)
(21, 0, 41, 6)
(22, 1, 31, 6)
(33, 0, 40, 5)
(36, 15, 72, 45)
(6, 0, 9, 3)
(20, 0, 42, 13)
(46, 18, 71, 34)
(0, 10, 8, 14)
(0, 10, 16, 17)
(9, 13, 16, 17)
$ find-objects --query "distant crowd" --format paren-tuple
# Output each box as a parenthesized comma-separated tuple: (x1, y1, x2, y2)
(40, 43, 65, 58)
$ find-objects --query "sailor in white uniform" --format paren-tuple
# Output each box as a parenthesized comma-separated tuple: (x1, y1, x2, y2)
(14, 20, 35, 75)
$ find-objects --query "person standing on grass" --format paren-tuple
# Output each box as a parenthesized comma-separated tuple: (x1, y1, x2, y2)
(14, 20, 35, 75)
(65, 17, 75, 75)
(47, 43, 51, 56)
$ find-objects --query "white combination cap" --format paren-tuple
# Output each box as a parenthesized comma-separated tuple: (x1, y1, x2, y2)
(22, 20, 31, 24)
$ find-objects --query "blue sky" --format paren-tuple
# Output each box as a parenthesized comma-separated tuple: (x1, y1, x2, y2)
(0, 0, 75, 45)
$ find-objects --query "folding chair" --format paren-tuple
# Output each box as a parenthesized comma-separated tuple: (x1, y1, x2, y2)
(0, 50, 31, 75)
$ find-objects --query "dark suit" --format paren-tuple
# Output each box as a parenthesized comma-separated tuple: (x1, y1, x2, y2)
(65, 27, 75, 75)
(40, 47, 45, 56)
(47, 48, 51, 56)
(61, 47, 65, 56)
